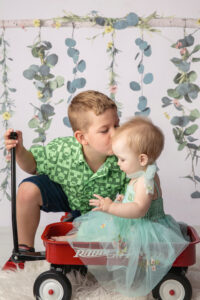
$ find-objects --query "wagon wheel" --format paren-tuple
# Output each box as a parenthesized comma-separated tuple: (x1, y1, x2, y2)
(33, 269, 72, 300)
(152, 272, 192, 300)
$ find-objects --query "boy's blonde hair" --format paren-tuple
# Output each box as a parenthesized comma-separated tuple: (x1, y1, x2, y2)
(113, 116, 164, 163)
(68, 90, 117, 132)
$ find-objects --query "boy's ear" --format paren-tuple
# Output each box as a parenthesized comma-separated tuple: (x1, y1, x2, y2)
(74, 130, 88, 145)
(139, 154, 148, 167)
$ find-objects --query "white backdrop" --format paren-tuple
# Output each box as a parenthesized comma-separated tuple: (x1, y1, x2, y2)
(0, 0, 200, 228)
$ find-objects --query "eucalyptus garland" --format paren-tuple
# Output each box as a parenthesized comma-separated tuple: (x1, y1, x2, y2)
(63, 24, 87, 128)
(161, 32, 200, 198)
(129, 33, 153, 116)
(0, 28, 16, 200)
(23, 27, 65, 144)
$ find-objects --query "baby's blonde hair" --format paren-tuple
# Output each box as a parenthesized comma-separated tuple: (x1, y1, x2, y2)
(113, 116, 164, 163)
(68, 90, 117, 132)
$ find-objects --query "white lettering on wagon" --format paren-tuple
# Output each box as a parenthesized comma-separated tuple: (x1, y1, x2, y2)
(73, 248, 127, 259)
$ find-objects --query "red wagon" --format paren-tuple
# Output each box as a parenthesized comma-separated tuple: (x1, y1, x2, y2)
(33, 221, 200, 300)
(8, 133, 200, 300)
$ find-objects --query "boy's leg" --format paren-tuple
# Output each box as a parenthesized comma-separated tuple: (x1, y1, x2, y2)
(3, 174, 72, 270)
(17, 181, 42, 247)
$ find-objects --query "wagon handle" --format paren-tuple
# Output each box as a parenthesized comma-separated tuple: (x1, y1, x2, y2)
(10, 131, 19, 254)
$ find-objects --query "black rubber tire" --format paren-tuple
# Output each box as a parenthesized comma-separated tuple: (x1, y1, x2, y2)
(33, 269, 72, 300)
(152, 272, 192, 300)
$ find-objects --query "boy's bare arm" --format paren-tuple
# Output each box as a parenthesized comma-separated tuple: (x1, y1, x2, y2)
(4, 129, 37, 175)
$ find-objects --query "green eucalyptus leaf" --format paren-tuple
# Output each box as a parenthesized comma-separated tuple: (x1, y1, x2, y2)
(167, 88, 180, 98)
(138, 64, 144, 74)
(42, 41, 52, 50)
(192, 57, 200, 62)
(95, 17, 105, 26)
(130, 81, 141, 91)
(184, 94, 192, 103)
(184, 124, 198, 136)
(113, 20, 128, 30)
(178, 142, 187, 151)
(161, 97, 172, 107)
(73, 78, 86, 89)
(63, 116, 71, 127)
(44, 119, 52, 130)
(190, 44, 200, 55)
(41, 103, 55, 118)
(143, 73, 153, 84)
(187, 143, 198, 150)
(173, 73, 183, 84)
(125, 12, 139, 26)
(8, 88, 16, 93)
(46, 54, 58, 67)
(28, 117, 40, 128)
(56, 76, 64, 88)
(65, 38, 76, 47)
(189, 109, 200, 121)
(67, 81, 76, 94)
(34, 81, 45, 89)
(49, 80, 57, 90)
(23, 69, 36, 80)
(30, 65, 40, 72)
(67, 47, 79, 58)
(32, 136, 45, 144)
(144, 45, 152, 57)
(185, 35, 194, 47)
(138, 96, 147, 110)
(191, 191, 200, 198)
(139, 41, 148, 50)
(135, 38, 142, 46)
(188, 71, 197, 83)
(39, 65, 50, 76)
(31, 47, 39, 58)
(171, 116, 189, 127)
(77, 60, 86, 72)
(178, 61, 190, 72)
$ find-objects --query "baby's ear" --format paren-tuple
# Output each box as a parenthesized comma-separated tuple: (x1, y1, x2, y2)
(139, 154, 148, 167)
(74, 130, 88, 145)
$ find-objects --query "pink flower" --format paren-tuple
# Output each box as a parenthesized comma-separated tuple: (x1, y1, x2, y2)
(110, 85, 117, 94)
(175, 42, 182, 49)
(180, 48, 187, 55)
(173, 99, 181, 107)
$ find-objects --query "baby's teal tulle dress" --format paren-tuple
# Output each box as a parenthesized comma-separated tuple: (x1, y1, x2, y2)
(68, 164, 189, 296)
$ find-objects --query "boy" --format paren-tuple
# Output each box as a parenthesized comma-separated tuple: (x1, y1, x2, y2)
(3, 90, 129, 270)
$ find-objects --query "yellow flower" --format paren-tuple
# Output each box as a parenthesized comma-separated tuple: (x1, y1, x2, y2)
(104, 25, 114, 34)
(55, 21, 61, 29)
(164, 112, 170, 120)
(197, 19, 200, 25)
(107, 42, 113, 49)
(100, 223, 106, 229)
(37, 91, 43, 99)
(33, 19, 40, 27)
(2, 112, 11, 120)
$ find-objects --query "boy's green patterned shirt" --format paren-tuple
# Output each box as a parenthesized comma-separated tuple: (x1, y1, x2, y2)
(29, 136, 129, 214)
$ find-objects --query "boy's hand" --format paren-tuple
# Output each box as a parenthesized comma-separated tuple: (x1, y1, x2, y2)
(89, 194, 113, 212)
(4, 129, 23, 153)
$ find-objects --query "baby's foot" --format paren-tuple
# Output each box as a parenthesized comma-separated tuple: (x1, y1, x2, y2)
(51, 233, 77, 241)
(51, 235, 68, 241)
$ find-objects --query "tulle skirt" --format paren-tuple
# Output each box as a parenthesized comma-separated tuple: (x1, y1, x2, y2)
(68, 211, 189, 297)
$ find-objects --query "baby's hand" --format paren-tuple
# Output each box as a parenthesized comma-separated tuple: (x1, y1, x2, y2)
(116, 194, 124, 202)
(89, 194, 113, 212)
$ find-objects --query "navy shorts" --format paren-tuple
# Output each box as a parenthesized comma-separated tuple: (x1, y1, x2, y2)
(21, 174, 81, 217)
